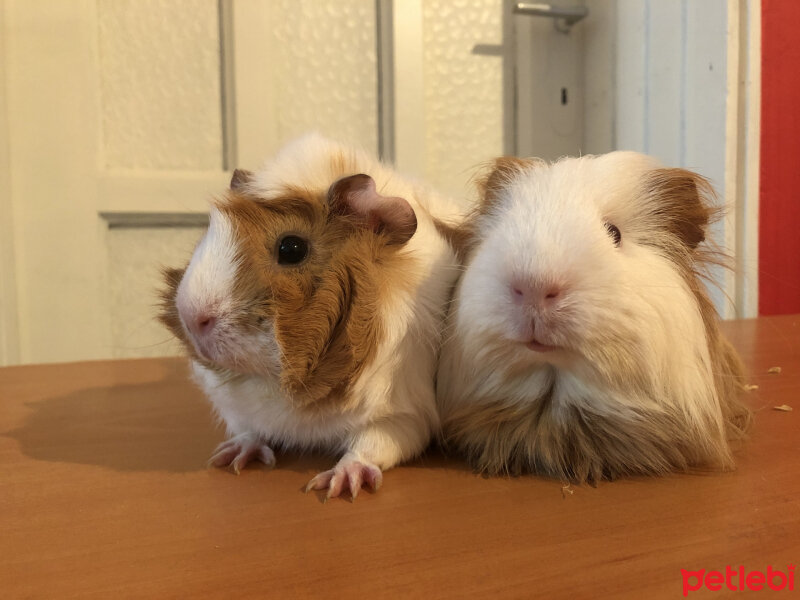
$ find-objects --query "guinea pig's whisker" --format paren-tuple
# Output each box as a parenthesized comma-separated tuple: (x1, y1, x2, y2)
(112, 338, 180, 352)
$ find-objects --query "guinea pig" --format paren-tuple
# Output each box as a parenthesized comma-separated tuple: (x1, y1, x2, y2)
(159, 134, 462, 500)
(436, 151, 751, 484)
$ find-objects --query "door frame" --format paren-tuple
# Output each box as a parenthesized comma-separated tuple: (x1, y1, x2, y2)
(0, 0, 20, 365)
(726, 0, 761, 318)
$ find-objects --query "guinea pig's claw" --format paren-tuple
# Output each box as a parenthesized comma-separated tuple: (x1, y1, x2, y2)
(305, 460, 383, 502)
(207, 433, 275, 474)
(304, 470, 334, 494)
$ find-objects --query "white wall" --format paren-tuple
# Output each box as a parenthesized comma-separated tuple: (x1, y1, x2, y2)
(613, 0, 728, 182)
(605, 0, 732, 313)
(584, 0, 730, 194)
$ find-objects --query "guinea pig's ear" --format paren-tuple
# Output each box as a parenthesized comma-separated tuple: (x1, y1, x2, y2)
(480, 156, 537, 213)
(327, 174, 417, 245)
(230, 169, 254, 190)
(647, 168, 714, 249)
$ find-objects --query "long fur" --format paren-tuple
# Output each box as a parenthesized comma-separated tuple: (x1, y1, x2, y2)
(436, 151, 751, 483)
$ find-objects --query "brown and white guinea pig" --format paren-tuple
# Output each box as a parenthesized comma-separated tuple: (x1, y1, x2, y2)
(160, 134, 463, 500)
(436, 152, 751, 484)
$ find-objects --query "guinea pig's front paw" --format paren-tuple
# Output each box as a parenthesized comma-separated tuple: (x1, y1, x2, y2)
(207, 432, 275, 474)
(304, 454, 383, 502)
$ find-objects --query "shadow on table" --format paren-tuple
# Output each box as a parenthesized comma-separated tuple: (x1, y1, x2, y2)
(5, 376, 225, 472)
(5, 375, 473, 476)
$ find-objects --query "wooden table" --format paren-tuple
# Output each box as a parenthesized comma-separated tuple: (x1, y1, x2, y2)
(1, 316, 798, 599)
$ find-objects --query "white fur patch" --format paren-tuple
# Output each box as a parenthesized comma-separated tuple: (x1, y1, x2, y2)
(176, 207, 239, 328)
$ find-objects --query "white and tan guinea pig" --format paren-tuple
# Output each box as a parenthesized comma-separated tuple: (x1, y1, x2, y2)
(436, 152, 751, 484)
(160, 134, 462, 500)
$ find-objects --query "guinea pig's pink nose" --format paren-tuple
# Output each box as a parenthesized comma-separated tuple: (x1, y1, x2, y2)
(195, 314, 217, 336)
(181, 308, 217, 339)
(511, 280, 562, 307)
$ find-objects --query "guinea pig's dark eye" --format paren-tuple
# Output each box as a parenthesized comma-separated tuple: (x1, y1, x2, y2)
(276, 235, 309, 265)
(605, 223, 622, 247)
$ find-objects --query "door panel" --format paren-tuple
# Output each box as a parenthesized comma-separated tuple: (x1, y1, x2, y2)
(419, 0, 504, 197)
(106, 226, 205, 359)
(231, 0, 379, 168)
(97, 0, 224, 171)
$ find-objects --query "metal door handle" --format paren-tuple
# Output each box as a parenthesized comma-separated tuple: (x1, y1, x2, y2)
(513, 3, 588, 33)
